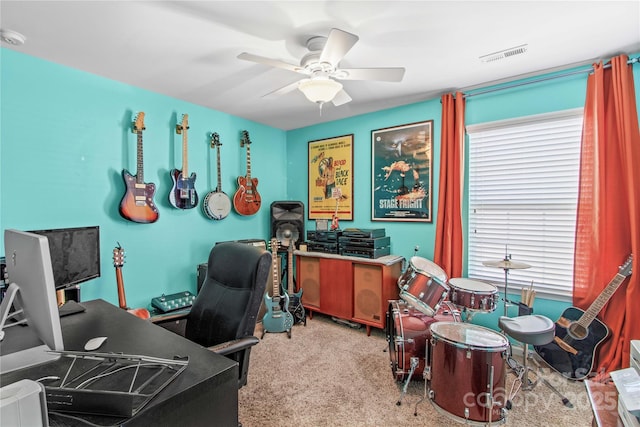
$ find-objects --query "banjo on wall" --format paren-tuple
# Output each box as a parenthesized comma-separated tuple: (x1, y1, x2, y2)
(203, 132, 231, 220)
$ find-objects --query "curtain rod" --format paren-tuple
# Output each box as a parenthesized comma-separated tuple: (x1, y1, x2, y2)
(463, 57, 639, 99)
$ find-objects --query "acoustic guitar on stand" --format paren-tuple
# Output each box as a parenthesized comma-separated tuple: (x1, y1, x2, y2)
(534, 254, 632, 380)
(112, 243, 151, 320)
(169, 114, 198, 209)
(261, 238, 293, 338)
(233, 130, 261, 215)
(119, 112, 159, 223)
(202, 132, 231, 220)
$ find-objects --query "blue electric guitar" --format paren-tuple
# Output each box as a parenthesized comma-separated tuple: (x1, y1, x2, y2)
(262, 238, 293, 338)
(535, 255, 633, 380)
(169, 114, 198, 209)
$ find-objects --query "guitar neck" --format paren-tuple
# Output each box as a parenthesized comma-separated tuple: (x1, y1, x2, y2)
(288, 246, 294, 294)
(272, 249, 280, 297)
(136, 130, 145, 184)
(182, 130, 189, 176)
(578, 272, 627, 328)
(115, 266, 128, 309)
(216, 144, 223, 192)
(245, 144, 252, 183)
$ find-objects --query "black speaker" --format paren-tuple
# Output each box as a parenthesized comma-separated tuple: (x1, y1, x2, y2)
(271, 201, 304, 250)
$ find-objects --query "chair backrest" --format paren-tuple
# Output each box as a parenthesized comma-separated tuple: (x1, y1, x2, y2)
(185, 242, 270, 347)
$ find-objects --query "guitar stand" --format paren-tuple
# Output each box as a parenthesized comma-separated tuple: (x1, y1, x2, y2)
(261, 327, 292, 339)
(280, 261, 307, 327)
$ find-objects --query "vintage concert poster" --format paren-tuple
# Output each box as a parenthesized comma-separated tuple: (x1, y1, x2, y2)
(371, 121, 433, 222)
(308, 134, 354, 221)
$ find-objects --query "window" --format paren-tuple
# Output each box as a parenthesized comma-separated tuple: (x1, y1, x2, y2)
(466, 109, 583, 300)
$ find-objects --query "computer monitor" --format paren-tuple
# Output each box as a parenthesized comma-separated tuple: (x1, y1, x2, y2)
(29, 226, 100, 290)
(0, 229, 64, 374)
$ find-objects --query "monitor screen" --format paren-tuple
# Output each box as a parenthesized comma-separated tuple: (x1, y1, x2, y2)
(29, 226, 100, 290)
(0, 229, 63, 373)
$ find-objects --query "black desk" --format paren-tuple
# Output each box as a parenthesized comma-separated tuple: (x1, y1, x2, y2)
(1, 299, 238, 426)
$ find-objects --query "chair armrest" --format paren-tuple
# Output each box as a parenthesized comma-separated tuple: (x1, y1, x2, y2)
(207, 336, 260, 356)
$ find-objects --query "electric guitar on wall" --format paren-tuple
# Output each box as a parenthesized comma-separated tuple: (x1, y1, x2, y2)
(112, 243, 151, 320)
(169, 114, 198, 209)
(202, 132, 231, 220)
(534, 255, 633, 380)
(283, 242, 305, 325)
(119, 112, 159, 223)
(233, 130, 261, 216)
(261, 238, 293, 338)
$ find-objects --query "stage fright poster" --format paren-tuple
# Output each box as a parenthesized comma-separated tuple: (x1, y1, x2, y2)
(308, 135, 354, 220)
(371, 121, 433, 222)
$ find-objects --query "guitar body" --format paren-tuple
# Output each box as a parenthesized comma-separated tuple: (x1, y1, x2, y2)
(169, 168, 198, 209)
(534, 306, 609, 380)
(262, 291, 294, 334)
(233, 176, 261, 215)
(119, 169, 159, 223)
(203, 190, 231, 220)
(282, 286, 305, 325)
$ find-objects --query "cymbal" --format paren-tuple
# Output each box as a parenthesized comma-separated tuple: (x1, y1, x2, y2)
(482, 259, 531, 270)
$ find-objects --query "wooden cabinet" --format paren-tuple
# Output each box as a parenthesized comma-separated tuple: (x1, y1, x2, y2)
(296, 251, 404, 334)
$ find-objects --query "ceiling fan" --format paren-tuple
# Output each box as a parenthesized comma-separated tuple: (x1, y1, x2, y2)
(238, 28, 405, 107)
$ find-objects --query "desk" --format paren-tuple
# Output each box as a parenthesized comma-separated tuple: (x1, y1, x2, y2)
(585, 379, 623, 427)
(1, 299, 238, 426)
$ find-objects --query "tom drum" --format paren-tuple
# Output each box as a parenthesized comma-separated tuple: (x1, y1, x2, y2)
(397, 257, 449, 316)
(448, 278, 499, 313)
(428, 322, 509, 425)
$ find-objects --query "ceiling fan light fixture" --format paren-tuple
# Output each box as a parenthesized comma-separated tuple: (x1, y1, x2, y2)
(298, 78, 343, 104)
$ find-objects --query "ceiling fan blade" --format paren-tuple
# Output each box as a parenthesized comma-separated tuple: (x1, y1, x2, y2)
(262, 80, 300, 98)
(332, 89, 352, 106)
(338, 68, 406, 82)
(238, 52, 304, 74)
(319, 28, 359, 67)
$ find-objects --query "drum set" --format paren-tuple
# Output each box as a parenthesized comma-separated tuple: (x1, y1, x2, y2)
(386, 256, 526, 426)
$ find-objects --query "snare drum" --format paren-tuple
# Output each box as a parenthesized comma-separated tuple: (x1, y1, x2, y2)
(428, 322, 509, 425)
(398, 257, 449, 316)
(449, 278, 499, 312)
(385, 300, 460, 382)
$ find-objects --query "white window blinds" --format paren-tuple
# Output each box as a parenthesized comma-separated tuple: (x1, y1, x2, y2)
(466, 109, 583, 300)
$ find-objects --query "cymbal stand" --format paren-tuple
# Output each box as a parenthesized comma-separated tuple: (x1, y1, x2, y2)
(501, 253, 512, 317)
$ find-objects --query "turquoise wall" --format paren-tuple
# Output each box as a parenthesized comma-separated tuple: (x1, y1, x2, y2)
(2, 47, 638, 329)
(0, 49, 287, 308)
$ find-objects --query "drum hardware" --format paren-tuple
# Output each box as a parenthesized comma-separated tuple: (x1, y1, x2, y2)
(396, 356, 419, 407)
(482, 251, 531, 316)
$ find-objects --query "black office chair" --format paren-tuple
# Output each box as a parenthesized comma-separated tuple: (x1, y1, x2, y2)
(184, 242, 271, 389)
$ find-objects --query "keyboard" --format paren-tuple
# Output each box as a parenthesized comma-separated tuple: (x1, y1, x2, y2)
(151, 291, 196, 313)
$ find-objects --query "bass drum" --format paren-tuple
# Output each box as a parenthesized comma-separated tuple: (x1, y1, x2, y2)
(428, 322, 509, 425)
(203, 191, 231, 220)
(386, 300, 460, 382)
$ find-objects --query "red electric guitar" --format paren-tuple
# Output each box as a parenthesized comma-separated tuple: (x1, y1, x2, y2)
(233, 130, 261, 215)
(112, 244, 150, 320)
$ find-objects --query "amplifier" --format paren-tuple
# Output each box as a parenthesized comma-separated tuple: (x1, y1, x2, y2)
(308, 241, 339, 254)
(151, 290, 196, 313)
(341, 246, 390, 259)
(339, 236, 390, 249)
(341, 228, 386, 239)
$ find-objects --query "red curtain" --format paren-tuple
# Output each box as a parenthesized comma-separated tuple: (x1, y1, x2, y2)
(574, 54, 640, 372)
(434, 92, 465, 278)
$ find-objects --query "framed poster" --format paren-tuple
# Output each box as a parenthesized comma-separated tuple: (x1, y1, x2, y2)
(371, 120, 433, 222)
(308, 134, 354, 221)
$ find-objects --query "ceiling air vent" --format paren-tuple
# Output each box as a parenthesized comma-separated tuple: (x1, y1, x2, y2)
(480, 44, 528, 63)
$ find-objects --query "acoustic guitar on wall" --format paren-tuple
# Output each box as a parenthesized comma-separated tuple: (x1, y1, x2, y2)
(169, 114, 198, 209)
(202, 132, 231, 220)
(119, 112, 159, 223)
(534, 254, 633, 380)
(112, 243, 151, 320)
(233, 130, 261, 215)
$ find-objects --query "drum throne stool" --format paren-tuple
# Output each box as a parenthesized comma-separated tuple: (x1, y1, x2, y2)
(498, 315, 555, 403)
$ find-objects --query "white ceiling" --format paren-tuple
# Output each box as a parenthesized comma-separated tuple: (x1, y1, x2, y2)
(1, 1, 639, 130)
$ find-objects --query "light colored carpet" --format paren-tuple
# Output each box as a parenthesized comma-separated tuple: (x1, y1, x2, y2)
(239, 312, 594, 427)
